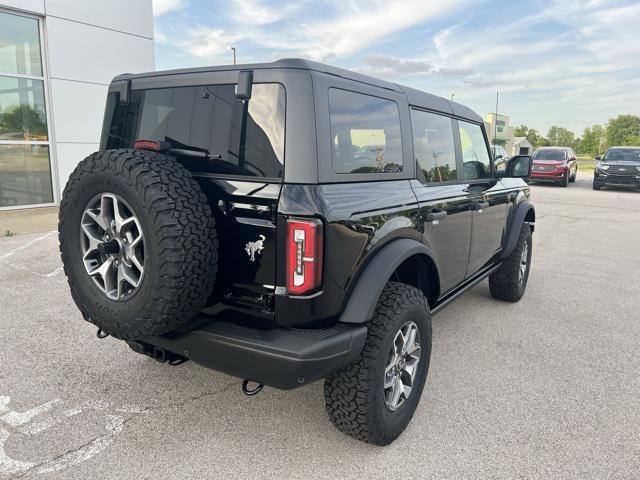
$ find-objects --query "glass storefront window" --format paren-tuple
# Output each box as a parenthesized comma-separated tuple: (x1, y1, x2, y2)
(0, 144, 53, 207)
(0, 12, 43, 76)
(0, 10, 52, 208)
(0, 76, 48, 141)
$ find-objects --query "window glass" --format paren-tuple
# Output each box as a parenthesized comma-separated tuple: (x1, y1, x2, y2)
(105, 83, 285, 179)
(411, 109, 457, 183)
(0, 76, 48, 140)
(458, 121, 492, 180)
(0, 144, 52, 207)
(532, 149, 567, 160)
(329, 88, 402, 174)
(0, 12, 43, 76)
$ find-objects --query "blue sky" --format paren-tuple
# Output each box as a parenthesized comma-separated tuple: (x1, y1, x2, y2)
(152, 0, 640, 136)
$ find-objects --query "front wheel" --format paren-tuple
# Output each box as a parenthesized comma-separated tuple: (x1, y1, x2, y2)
(324, 282, 432, 445)
(489, 223, 532, 302)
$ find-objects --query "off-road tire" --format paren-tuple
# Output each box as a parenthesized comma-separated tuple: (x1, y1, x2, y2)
(489, 223, 532, 302)
(59, 149, 217, 340)
(324, 282, 432, 445)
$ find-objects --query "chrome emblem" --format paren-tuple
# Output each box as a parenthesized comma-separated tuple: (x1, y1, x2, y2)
(245, 235, 265, 262)
(618, 168, 626, 172)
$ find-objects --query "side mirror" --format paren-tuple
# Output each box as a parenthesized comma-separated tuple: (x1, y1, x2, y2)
(595, 155, 602, 161)
(498, 155, 532, 179)
(235, 70, 253, 100)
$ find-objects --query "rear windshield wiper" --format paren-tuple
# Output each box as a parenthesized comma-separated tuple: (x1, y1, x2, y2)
(164, 137, 222, 160)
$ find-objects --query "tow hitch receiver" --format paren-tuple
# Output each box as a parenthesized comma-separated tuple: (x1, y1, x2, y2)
(127, 341, 189, 366)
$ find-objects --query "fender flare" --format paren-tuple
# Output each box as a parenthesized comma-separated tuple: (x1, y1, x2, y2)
(502, 200, 535, 258)
(339, 239, 439, 324)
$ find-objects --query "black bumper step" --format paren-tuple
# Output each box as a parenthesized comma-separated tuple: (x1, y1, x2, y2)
(142, 318, 367, 390)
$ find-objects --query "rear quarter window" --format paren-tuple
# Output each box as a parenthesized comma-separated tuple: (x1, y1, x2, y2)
(328, 88, 403, 174)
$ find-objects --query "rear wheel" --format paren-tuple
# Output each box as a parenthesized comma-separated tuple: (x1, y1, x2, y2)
(489, 223, 532, 302)
(324, 282, 432, 445)
(59, 149, 218, 340)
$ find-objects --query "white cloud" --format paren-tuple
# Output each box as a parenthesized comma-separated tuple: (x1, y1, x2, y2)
(180, 28, 240, 60)
(152, 0, 186, 16)
(229, 0, 295, 25)
(295, 0, 469, 61)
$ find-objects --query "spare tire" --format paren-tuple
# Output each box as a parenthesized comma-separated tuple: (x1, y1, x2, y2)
(59, 149, 218, 340)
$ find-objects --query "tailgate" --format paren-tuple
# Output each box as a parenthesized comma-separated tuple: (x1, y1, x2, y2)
(197, 178, 281, 319)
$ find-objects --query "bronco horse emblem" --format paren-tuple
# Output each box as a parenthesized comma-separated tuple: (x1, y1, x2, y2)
(245, 235, 266, 262)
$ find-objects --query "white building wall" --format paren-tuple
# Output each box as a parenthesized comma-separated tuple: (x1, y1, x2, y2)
(0, 0, 154, 204)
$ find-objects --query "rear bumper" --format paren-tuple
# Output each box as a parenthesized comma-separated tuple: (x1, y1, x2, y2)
(138, 317, 367, 389)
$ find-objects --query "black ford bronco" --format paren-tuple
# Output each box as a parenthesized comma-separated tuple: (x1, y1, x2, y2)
(58, 59, 535, 445)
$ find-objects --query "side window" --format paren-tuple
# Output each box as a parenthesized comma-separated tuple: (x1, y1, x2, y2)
(411, 109, 457, 183)
(329, 88, 403, 174)
(458, 121, 492, 180)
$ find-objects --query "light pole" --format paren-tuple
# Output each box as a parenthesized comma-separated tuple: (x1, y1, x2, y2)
(493, 91, 499, 145)
(451, 93, 455, 101)
(230, 47, 237, 65)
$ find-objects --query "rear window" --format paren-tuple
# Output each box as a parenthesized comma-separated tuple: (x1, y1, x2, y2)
(103, 83, 285, 179)
(533, 149, 567, 160)
(329, 88, 403, 174)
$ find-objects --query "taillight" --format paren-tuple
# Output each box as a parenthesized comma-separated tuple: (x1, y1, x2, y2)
(286, 218, 323, 295)
(132, 139, 171, 152)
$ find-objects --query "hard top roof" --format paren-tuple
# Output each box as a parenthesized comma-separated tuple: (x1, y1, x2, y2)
(114, 58, 482, 124)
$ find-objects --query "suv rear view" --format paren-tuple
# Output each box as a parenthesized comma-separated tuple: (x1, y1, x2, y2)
(58, 59, 535, 445)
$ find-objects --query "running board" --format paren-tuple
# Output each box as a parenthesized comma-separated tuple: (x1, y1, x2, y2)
(431, 263, 501, 315)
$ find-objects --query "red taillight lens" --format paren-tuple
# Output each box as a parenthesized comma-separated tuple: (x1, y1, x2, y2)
(132, 140, 171, 151)
(286, 218, 323, 295)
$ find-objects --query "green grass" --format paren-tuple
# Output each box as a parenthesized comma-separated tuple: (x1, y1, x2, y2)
(577, 157, 596, 172)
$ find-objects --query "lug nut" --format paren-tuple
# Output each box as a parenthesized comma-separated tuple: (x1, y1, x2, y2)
(114, 259, 120, 267)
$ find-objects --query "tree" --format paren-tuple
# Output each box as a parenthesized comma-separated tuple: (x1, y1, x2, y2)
(513, 124, 547, 148)
(547, 125, 576, 147)
(605, 115, 640, 147)
(0, 104, 47, 137)
(578, 125, 606, 157)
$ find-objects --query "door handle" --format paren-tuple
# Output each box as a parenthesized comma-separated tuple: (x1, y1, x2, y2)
(474, 201, 490, 211)
(424, 210, 448, 222)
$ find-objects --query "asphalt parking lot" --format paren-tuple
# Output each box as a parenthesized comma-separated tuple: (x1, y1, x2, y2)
(1, 173, 639, 479)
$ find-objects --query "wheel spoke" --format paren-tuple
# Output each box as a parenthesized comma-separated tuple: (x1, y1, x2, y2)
(85, 209, 109, 231)
(81, 223, 103, 257)
(390, 377, 403, 408)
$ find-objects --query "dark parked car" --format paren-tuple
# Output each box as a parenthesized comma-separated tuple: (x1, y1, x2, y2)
(593, 146, 640, 190)
(530, 147, 578, 187)
(58, 59, 535, 445)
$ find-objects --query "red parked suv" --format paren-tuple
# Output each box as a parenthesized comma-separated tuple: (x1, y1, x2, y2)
(530, 147, 578, 187)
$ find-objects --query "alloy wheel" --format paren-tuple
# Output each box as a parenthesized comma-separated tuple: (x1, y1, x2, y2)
(519, 241, 529, 284)
(79, 193, 146, 301)
(384, 321, 421, 411)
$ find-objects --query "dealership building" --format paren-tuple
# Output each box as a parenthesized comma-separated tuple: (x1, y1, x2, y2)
(0, 0, 154, 211)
